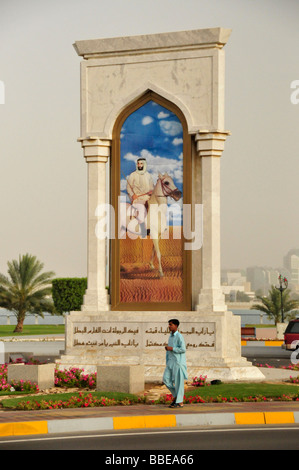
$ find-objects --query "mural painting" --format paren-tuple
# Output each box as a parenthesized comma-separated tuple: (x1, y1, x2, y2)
(112, 98, 190, 308)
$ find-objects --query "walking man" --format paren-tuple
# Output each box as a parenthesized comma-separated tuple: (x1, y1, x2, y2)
(163, 319, 188, 408)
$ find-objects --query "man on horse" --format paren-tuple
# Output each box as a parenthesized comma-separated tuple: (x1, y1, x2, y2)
(126, 157, 154, 238)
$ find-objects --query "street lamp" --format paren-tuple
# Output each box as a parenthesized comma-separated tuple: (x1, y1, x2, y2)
(275, 275, 288, 323)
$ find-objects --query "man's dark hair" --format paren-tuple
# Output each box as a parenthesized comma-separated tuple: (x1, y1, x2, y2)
(168, 319, 180, 326)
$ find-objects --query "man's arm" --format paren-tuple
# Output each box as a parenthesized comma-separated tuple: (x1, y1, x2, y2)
(127, 174, 135, 200)
(172, 334, 186, 354)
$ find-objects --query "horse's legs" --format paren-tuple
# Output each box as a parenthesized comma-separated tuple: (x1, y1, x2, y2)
(119, 226, 126, 239)
(149, 244, 155, 270)
(153, 238, 163, 277)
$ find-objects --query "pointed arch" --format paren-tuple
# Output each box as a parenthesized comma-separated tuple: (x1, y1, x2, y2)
(110, 90, 192, 311)
(105, 84, 194, 138)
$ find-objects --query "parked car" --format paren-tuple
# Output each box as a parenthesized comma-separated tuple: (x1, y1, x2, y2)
(282, 319, 299, 350)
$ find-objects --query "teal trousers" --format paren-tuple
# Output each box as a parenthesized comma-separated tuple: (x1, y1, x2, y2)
(163, 364, 185, 404)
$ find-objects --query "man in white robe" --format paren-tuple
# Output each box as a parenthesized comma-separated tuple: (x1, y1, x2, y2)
(127, 158, 154, 238)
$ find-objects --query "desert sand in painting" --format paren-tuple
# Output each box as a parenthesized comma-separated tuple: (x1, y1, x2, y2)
(120, 227, 183, 303)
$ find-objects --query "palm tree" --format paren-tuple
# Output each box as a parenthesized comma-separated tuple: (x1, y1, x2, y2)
(0, 254, 56, 332)
(251, 285, 299, 325)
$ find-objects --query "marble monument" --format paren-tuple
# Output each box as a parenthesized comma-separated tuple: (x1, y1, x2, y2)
(58, 28, 264, 382)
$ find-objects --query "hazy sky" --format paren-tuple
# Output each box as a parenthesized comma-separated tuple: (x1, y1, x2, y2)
(0, 0, 299, 278)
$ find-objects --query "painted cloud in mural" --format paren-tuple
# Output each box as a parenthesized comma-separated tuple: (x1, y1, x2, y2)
(120, 101, 183, 212)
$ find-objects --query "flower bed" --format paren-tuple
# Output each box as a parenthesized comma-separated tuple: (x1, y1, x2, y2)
(191, 375, 208, 387)
(0, 363, 97, 394)
(255, 362, 299, 372)
(14, 392, 119, 410)
(4, 391, 146, 410)
(157, 392, 299, 405)
(1, 361, 299, 411)
(0, 364, 39, 393)
(0, 365, 10, 392)
(55, 367, 96, 389)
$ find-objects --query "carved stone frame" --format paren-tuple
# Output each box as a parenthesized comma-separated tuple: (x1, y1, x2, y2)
(110, 90, 192, 311)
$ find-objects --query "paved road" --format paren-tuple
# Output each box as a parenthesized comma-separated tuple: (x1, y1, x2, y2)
(0, 337, 64, 361)
(1, 426, 299, 450)
(1, 338, 295, 363)
(244, 346, 296, 368)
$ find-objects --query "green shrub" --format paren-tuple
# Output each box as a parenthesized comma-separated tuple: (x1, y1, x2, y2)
(52, 278, 87, 313)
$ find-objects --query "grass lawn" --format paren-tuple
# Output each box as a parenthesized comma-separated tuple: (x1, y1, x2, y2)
(1, 390, 140, 409)
(0, 323, 273, 337)
(1, 383, 299, 410)
(0, 390, 29, 397)
(0, 325, 65, 337)
(245, 324, 275, 328)
(185, 382, 299, 400)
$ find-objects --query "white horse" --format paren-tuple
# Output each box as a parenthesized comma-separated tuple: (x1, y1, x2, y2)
(119, 173, 182, 277)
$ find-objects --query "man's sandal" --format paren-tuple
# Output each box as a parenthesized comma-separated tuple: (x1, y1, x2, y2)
(169, 403, 184, 408)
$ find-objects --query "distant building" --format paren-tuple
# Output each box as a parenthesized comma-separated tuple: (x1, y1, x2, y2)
(221, 269, 254, 301)
(246, 267, 266, 294)
(246, 266, 281, 295)
(223, 262, 296, 298)
(283, 249, 299, 290)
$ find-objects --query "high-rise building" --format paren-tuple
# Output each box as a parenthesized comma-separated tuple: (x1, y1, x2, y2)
(283, 249, 299, 289)
(246, 267, 267, 294)
(246, 266, 281, 295)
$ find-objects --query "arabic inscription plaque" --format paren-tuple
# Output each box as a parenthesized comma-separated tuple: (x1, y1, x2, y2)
(72, 322, 215, 350)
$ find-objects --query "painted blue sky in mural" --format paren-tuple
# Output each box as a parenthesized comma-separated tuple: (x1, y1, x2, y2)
(120, 100, 183, 199)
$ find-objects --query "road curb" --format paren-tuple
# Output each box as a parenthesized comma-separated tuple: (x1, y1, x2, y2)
(241, 341, 284, 347)
(1, 411, 299, 437)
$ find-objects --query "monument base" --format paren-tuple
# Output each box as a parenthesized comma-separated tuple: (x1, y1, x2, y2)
(57, 310, 265, 383)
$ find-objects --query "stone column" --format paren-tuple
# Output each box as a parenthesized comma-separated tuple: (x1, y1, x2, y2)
(80, 138, 111, 312)
(195, 131, 229, 313)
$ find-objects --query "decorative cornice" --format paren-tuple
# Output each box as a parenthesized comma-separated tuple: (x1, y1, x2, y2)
(73, 28, 232, 60)
(195, 130, 231, 156)
(77, 138, 111, 160)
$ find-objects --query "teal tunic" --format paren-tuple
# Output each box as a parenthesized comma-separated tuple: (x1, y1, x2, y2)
(163, 330, 188, 403)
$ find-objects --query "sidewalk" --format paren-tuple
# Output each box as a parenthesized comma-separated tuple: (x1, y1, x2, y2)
(1, 367, 299, 437)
